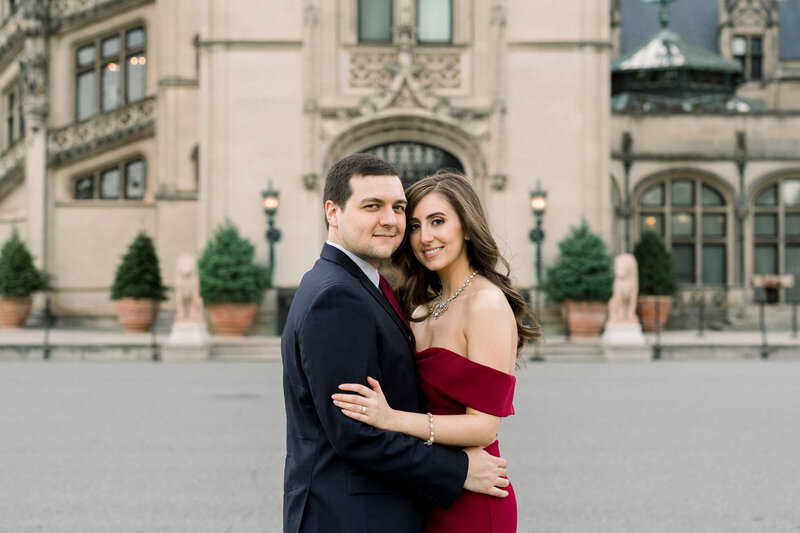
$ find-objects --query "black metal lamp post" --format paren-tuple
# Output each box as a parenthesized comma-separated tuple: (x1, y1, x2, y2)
(262, 181, 281, 273)
(529, 182, 547, 356)
(529, 182, 547, 287)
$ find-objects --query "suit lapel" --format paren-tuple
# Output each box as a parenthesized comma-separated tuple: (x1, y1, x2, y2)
(321, 244, 414, 347)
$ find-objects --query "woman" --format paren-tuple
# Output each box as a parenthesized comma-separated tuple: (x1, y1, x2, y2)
(332, 171, 539, 532)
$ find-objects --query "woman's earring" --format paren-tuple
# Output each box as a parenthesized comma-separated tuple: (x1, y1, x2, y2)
(465, 235, 470, 241)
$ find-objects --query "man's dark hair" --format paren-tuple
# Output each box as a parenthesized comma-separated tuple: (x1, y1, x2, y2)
(323, 153, 400, 208)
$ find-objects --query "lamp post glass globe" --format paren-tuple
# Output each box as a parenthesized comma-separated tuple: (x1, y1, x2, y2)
(262, 183, 280, 216)
(261, 181, 281, 273)
(530, 187, 547, 215)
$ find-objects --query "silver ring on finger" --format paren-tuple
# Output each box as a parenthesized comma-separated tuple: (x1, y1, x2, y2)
(361, 406, 366, 414)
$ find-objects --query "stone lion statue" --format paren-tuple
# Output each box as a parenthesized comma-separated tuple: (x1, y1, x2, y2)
(174, 253, 203, 323)
(608, 253, 638, 324)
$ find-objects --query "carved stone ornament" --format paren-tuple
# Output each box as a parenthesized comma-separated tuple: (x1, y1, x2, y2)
(733, 7, 767, 29)
(490, 174, 507, 191)
(608, 254, 639, 324)
(303, 0, 320, 27)
(174, 253, 204, 323)
(726, 0, 777, 27)
(491, 1, 507, 27)
(302, 173, 319, 190)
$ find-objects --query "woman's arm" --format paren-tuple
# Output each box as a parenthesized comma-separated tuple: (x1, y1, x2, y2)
(333, 377, 500, 448)
(332, 287, 518, 448)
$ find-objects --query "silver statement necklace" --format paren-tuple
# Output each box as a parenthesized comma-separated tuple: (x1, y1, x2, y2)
(429, 270, 478, 319)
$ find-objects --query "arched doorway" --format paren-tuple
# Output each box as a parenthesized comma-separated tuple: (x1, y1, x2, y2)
(363, 142, 464, 187)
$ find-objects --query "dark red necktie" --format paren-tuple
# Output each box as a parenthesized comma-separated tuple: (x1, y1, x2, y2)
(379, 275, 411, 332)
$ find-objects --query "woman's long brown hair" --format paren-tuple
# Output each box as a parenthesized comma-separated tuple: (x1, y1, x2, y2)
(392, 171, 540, 359)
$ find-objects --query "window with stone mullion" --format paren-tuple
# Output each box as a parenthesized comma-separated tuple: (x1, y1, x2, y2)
(638, 178, 729, 287)
(75, 25, 146, 121)
(72, 157, 146, 201)
(754, 179, 800, 302)
(732, 35, 763, 81)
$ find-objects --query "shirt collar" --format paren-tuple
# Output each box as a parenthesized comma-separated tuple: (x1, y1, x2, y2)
(326, 241, 380, 288)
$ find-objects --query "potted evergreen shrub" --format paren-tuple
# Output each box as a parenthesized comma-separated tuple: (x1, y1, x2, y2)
(0, 229, 46, 328)
(198, 220, 270, 336)
(111, 232, 167, 333)
(633, 231, 678, 332)
(543, 220, 614, 337)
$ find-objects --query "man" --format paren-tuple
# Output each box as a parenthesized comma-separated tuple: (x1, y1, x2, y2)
(282, 154, 509, 532)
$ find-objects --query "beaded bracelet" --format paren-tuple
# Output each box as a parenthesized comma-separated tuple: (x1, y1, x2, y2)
(424, 412, 435, 446)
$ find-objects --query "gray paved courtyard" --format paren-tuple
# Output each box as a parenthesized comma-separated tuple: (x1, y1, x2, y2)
(1, 359, 799, 532)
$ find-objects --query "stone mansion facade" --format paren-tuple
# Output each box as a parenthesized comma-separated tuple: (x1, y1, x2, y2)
(0, 0, 798, 326)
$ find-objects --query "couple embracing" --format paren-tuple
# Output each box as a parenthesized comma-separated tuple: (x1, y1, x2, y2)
(282, 154, 537, 532)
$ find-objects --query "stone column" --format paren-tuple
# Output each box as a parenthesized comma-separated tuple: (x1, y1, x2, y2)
(19, 1, 49, 274)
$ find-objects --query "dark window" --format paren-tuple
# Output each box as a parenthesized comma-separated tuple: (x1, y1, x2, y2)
(6, 92, 14, 146)
(732, 35, 764, 81)
(358, 0, 392, 42)
(73, 157, 146, 201)
(363, 142, 464, 188)
(74, 176, 94, 200)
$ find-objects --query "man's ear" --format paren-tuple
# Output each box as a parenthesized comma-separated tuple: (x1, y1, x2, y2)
(325, 200, 338, 228)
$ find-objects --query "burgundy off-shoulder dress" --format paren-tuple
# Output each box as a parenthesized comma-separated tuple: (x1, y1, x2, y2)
(415, 346, 517, 533)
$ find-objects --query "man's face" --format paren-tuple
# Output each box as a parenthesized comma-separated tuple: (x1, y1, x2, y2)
(326, 175, 407, 268)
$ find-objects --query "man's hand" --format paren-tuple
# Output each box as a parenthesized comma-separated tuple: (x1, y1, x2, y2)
(463, 447, 509, 497)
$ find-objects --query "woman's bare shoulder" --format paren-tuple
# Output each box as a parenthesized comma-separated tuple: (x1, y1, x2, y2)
(465, 279, 511, 315)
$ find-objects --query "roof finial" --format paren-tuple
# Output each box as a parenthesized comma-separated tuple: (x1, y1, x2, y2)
(643, 0, 677, 29)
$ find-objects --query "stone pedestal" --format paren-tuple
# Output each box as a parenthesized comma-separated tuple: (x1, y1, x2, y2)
(161, 344, 210, 362)
(163, 322, 210, 361)
(168, 321, 210, 345)
(602, 322, 651, 361)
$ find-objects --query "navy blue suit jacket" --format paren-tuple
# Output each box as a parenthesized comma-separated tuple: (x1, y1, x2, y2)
(282, 244, 468, 532)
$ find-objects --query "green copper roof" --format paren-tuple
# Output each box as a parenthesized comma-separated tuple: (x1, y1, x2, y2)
(612, 29, 743, 74)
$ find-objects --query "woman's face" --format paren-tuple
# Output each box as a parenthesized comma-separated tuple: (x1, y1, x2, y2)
(408, 192, 469, 272)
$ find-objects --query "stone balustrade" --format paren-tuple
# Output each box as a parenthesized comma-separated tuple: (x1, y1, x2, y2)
(48, 95, 156, 165)
(0, 139, 26, 199)
(52, 0, 141, 29)
(0, 5, 24, 59)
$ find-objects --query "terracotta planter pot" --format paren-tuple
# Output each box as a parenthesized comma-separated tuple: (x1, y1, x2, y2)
(207, 303, 257, 336)
(561, 300, 607, 337)
(0, 297, 32, 329)
(637, 295, 673, 332)
(115, 298, 159, 333)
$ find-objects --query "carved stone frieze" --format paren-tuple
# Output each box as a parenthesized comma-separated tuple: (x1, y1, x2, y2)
(350, 51, 462, 90)
(48, 96, 156, 165)
(349, 52, 397, 88)
(415, 52, 461, 89)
